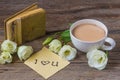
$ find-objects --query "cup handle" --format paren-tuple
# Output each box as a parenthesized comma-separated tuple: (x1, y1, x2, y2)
(101, 37, 116, 50)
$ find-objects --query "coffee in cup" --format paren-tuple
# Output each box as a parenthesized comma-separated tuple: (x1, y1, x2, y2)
(73, 24, 105, 42)
(70, 19, 116, 53)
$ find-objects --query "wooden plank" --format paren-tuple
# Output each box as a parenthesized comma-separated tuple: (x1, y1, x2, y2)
(0, 0, 120, 80)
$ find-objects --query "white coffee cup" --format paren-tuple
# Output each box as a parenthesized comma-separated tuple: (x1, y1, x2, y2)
(70, 19, 116, 53)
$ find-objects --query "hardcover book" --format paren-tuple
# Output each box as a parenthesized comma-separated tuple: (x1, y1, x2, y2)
(4, 3, 46, 45)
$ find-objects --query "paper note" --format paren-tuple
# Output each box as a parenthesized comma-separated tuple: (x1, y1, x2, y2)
(24, 47, 70, 79)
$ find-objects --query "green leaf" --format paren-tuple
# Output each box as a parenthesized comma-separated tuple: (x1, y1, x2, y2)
(60, 30, 71, 43)
(105, 51, 109, 56)
(42, 36, 53, 46)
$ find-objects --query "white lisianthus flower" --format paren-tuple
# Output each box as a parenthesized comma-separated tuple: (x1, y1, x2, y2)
(58, 45, 77, 60)
(87, 49, 108, 70)
(17, 46, 33, 61)
(1, 40, 17, 54)
(49, 39, 62, 53)
(0, 58, 5, 64)
(0, 52, 12, 64)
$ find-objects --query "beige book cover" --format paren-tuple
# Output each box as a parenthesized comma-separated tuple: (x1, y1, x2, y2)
(4, 3, 46, 45)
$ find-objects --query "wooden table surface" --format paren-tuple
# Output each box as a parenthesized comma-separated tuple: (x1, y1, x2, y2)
(0, 0, 120, 80)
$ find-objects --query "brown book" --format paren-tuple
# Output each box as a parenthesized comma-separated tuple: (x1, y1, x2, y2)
(4, 3, 46, 45)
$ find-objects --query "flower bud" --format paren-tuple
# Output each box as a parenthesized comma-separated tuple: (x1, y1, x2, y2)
(17, 46, 33, 61)
(87, 49, 108, 70)
(42, 37, 53, 46)
(1, 40, 17, 54)
(0, 52, 12, 64)
(58, 45, 77, 60)
(49, 39, 62, 53)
